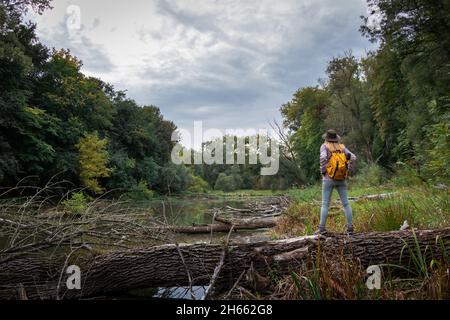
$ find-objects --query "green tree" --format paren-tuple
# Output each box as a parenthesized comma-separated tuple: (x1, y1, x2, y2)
(106, 150, 137, 190)
(124, 181, 155, 201)
(0, 0, 187, 195)
(0, 1, 55, 185)
(157, 163, 192, 194)
(187, 175, 210, 194)
(214, 173, 237, 192)
(76, 133, 111, 194)
(420, 99, 450, 183)
(325, 53, 379, 163)
(361, 0, 450, 179)
(365, 45, 410, 166)
(281, 87, 329, 183)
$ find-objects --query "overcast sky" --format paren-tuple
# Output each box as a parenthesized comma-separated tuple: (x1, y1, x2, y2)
(30, 0, 376, 148)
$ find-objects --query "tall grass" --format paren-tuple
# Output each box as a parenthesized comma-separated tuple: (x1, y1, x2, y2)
(273, 181, 449, 240)
(260, 240, 450, 300)
(273, 253, 378, 300)
(354, 186, 449, 232)
(266, 175, 450, 300)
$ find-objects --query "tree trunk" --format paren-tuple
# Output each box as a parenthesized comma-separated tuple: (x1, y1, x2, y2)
(161, 217, 278, 234)
(1, 228, 449, 299)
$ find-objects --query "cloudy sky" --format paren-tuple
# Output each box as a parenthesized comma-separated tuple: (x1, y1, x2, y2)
(30, 0, 376, 148)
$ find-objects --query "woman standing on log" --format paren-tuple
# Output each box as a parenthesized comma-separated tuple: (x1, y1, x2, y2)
(316, 129, 357, 235)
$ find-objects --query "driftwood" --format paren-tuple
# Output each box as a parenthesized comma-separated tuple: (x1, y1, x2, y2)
(159, 197, 290, 235)
(0, 228, 448, 299)
(209, 196, 290, 218)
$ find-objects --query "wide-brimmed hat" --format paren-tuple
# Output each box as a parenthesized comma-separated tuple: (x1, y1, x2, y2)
(322, 129, 341, 143)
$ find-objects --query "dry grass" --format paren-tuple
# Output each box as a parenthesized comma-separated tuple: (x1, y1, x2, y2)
(0, 179, 176, 259)
(228, 250, 450, 300)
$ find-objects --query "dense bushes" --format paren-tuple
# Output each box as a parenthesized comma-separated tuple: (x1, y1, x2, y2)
(214, 173, 237, 192)
(187, 175, 210, 194)
(351, 163, 387, 187)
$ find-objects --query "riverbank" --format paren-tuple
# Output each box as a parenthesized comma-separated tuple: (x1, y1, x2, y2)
(0, 178, 448, 300)
(227, 181, 449, 300)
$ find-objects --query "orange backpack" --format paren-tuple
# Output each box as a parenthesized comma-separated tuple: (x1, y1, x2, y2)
(325, 143, 349, 180)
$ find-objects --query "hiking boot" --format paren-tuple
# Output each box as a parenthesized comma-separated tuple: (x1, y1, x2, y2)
(346, 224, 354, 235)
(314, 226, 327, 235)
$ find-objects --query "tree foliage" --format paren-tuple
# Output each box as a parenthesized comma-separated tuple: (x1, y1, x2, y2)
(1, 0, 448, 195)
(281, 1, 449, 184)
(76, 133, 110, 194)
(0, 2, 180, 195)
(282, 87, 329, 184)
(214, 173, 237, 192)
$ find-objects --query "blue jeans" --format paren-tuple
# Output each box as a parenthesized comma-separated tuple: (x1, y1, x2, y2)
(319, 179, 353, 228)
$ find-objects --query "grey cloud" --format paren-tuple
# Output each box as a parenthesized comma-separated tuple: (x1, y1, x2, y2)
(36, 0, 375, 136)
(92, 18, 100, 29)
(156, 0, 225, 37)
(131, 0, 375, 133)
(39, 17, 115, 73)
(154, 0, 274, 55)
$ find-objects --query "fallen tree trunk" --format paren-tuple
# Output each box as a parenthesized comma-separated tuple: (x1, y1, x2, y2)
(152, 217, 278, 234)
(313, 193, 398, 207)
(214, 216, 280, 225)
(0, 228, 449, 299)
(207, 196, 291, 218)
(348, 192, 398, 203)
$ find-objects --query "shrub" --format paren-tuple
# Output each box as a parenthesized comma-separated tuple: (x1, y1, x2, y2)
(62, 192, 88, 214)
(187, 175, 210, 194)
(231, 174, 243, 190)
(391, 162, 425, 187)
(124, 181, 155, 201)
(157, 163, 192, 194)
(421, 119, 450, 184)
(214, 173, 236, 192)
(352, 163, 387, 187)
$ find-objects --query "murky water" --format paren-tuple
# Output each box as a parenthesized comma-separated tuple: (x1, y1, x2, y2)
(146, 198, 250, 226)
(143, 197, 273, 244)
(155, 286, 207, 300)
(138, 197, 273, 300)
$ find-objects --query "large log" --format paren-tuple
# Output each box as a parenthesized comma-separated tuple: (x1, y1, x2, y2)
(160, 217, 278, 234)
(0, 228, 449, 299)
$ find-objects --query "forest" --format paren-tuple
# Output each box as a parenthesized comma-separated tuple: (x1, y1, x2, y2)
(0, 0, 449, 301)
(1, 1, 449, 198)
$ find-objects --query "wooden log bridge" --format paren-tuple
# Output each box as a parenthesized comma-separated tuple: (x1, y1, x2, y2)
(0, 228, 449, 299)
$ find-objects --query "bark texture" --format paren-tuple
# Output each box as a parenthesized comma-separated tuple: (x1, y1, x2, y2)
(159, 217, 277, 234)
